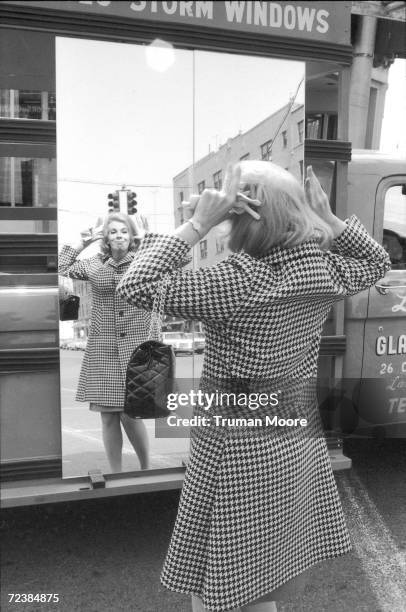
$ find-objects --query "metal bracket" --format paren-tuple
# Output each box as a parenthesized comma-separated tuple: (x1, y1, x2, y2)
(88, 470, 106, 489)
(375, 283, 406, 295)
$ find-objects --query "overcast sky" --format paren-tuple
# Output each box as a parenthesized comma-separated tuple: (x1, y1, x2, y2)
(380, 58, 406, 156)
(56, 37, 304, 242)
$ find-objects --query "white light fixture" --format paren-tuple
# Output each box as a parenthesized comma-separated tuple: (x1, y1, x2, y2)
(145, 39, 175, 72)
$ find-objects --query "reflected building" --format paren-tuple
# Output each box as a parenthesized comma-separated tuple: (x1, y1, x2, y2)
(173, 102, 304, 269)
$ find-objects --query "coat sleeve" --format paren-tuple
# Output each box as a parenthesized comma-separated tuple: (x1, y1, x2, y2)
(323, 215, 391, 298)
(116, 233, 253, 323)
(58, 245, 100, 281)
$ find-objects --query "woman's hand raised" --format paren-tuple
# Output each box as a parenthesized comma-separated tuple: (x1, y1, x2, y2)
(185, 164, 261, 236)
(305, 166, 347, 239)
(71, 221, 104, 252)
(304, 166, 335, 224)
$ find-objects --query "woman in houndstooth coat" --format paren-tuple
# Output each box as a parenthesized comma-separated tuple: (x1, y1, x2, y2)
(59, 212, 151, 472)
(117, 162, 391, 612)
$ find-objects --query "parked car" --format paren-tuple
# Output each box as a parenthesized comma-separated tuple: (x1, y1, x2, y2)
(60, 339, 87, 351)
(74, 339, 87, 351)
(162, 332, 194, 355)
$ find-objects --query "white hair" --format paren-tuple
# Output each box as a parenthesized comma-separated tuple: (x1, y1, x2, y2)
(228, 161, 333, 256)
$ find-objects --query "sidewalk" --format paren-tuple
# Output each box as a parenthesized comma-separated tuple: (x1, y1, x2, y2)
(1, 439, 405, 612)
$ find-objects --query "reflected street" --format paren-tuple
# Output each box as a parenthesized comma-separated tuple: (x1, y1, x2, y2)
(60, 350, 203, 477)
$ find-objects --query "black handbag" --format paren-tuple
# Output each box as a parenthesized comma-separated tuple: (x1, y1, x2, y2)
(59, 279, 80, 321)
(124, 276, 175, 419)
(59, 295, 80, 321)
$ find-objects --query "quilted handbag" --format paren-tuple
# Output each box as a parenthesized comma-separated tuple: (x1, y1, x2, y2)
(124, 276, 175, 419)
(59, 278, 80, 321)
(60, 295, 80, 321)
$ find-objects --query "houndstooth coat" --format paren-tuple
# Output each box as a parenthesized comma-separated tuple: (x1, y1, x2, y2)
(117, 215, 391, 611)
(58, 245, 151, 407)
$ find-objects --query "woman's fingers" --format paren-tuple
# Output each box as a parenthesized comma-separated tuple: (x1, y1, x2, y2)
(131, 213, 147, 238)
(307, 166, 326, 199)
(80, 228, 93, 245)
(223, 163, 242, 205)
(305, 166, 334, 226)
(181, 194, 200, 220)
(222, 163, 235, 197)
(306, 166, 326, 205)
(305, 176, 314, 207)
(183, 163, 262, 227)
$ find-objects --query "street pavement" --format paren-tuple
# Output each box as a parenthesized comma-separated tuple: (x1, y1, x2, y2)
(60, 350, 202, 477)
(1, 439, 405, 612)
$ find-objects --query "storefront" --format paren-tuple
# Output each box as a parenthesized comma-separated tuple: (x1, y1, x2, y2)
(0, 1, 356, 503)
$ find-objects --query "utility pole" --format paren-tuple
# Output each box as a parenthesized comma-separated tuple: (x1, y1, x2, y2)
(349, 14, 378, 147)
(349, 1, 406, 148)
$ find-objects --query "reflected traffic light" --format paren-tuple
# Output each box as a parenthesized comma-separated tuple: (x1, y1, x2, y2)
(127, 191, 137, 215)
(107, 191, 120, 213)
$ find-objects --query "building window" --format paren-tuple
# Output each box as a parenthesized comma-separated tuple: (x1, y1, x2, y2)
(260, 139, 272, 160)
(216, 238, 225, 254)
(179, 191, 184, 203)
(240, 153, 250, 161)
(177, 206, 184, 224)
(197, 180, 205, 194)
(200, 240, 207, 259)
(297, 121, 304, 144)
(306, 114, 323, 139)
(305, 114, 337, 140)
(213, 170, 222, 191)
(382, 184, 406, 270)
(326, 114, 338, 140)
(0, 89, 56, 120)
(282, 131, 288, 148)
(0, 157, 56, 207)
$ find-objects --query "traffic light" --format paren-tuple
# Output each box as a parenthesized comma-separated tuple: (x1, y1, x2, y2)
(127, 191, 137, 215)
(107, 191, 119, 213)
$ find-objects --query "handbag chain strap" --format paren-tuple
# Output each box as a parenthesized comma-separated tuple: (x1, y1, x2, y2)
(148, 274, 169, 341)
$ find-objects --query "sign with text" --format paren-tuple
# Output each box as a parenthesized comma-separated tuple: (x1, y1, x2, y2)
(4, 1, 351, 45)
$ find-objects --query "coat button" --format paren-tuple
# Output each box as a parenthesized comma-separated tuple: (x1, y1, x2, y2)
(119, 310, 124, 316)
(120, 332, 126, 338)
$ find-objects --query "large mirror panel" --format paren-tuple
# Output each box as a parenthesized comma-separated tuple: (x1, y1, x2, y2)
(57, 37, 194, 476)
(57, 36, 305, 478)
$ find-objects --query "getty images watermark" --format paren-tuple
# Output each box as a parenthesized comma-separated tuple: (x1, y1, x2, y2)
(164, 390, 308, 429)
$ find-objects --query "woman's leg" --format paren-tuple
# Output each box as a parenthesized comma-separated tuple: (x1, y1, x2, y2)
(191, 594, 207, 611)
(191, 594, 246, 611)
(120, 413, 150, 470)
(100, 412, 123, 472)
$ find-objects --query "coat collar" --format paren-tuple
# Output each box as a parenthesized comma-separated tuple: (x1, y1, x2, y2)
(258, 239, 321, 265)
(104, 251, 135, 269)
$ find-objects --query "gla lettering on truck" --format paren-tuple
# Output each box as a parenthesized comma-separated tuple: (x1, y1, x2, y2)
(313, 151, 406, 442)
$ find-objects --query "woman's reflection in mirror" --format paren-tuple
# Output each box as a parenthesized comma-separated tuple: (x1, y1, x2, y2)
(59, 212, 151, 472)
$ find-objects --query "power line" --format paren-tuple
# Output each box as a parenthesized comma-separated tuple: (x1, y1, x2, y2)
(58, 178, 182, 188)
(271, 76, 305, 144)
